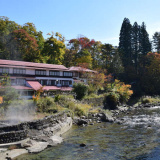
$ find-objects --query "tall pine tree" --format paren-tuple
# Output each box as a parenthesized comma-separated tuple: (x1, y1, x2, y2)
(119, 18, 132, 68)
(132, 22, 140, 73)
(140, 22, 151, 56)
(152, 32, 160, 53)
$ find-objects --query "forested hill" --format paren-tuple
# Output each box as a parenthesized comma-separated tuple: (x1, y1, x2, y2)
(1, 16, 160, 95)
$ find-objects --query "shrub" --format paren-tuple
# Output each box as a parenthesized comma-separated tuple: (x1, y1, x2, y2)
(36, 97, 56, 112)
(106, 79, 133, 104)
(141, 96, 160, 104)
(72, 104, 92, 116)
(73, 83, 88, 100)
(54, 94, 60, 102)
(56, 95, 75, 108)
(104, 92, 119, 110)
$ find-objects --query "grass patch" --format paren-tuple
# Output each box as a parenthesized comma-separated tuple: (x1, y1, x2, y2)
(140, 96, 160, 104)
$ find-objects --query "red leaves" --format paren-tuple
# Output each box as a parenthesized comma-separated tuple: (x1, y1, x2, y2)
(69, 37, 95, 49)
(13, 29, 38, 49)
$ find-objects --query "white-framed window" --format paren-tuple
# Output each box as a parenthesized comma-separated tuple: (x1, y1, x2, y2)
(16, 78, 26, 85)
(13, 68, 26, 74)
(35, 70, 46, 76)
(0, 67, 9, 74)
(49, 71, 60, 76)
(63, 72, 72, 77)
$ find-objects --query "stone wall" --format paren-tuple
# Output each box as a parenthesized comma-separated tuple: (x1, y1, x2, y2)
(0, 112, 72, 144)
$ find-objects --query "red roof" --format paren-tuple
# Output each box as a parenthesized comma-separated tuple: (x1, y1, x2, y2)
(43, 86, 61, 91)
(11, 86, 33, 90)
(69, 66, 96, 73)
(0, 59, 68, 71)
(60, 87, 72, 91)
(27, 81, 42, 90)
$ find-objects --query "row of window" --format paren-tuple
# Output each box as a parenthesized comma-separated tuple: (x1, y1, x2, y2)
(11, 78, 72, 86)
(0, 67, 74, 77)
(11, 78, 26, 85)
(40, 80, 72, 86)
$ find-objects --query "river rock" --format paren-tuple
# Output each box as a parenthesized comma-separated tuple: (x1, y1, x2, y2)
(80, 143, 86, 147)
(97, 113, 114, 122)
(21, 138, 33, 148)
(76, 119, 88, 126)
(26, 141, 49, 153)
(48, 135, 63, 146)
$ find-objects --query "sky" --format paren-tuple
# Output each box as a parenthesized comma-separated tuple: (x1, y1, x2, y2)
(1, 0, 160, 46)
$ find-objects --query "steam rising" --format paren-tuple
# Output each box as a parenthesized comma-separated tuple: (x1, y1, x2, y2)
(5, 100, 36, 125)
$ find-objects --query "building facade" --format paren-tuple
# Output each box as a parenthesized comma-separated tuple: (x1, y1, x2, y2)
(0, 59, 73, 99)
(0, 60, 96, 99)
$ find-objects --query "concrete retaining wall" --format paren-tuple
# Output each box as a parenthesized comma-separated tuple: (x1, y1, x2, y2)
(0, 112, 72, 144)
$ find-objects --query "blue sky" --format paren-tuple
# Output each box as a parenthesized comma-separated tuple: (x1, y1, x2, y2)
(1, 0, 160, 46)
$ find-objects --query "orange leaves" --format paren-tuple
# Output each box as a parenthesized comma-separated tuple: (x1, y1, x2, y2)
(106, 79, 133, 103)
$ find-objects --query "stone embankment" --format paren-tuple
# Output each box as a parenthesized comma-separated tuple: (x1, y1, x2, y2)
(0, 112, 72, 160)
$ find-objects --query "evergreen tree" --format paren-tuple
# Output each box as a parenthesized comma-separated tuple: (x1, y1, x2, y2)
(139, 22, 151, 56)
(152, 32, 160, 53)
(119, 18, 132, 67)
(132, 22, 140, 73)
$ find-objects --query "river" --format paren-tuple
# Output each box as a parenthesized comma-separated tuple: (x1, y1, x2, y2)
(15, 106, 160, 160)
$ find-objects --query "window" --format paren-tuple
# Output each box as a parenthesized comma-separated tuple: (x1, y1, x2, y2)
(63, 72, 72, 77)
(13, 68, 26, 75)
(28, 91, 34, 96)
(0, 67, 9, 74)
(49, 71, 60, 76)
(73, 72, 78, 77)
(35, 70, 46, 76)
(62, 80, 69, 86)
(48, 80, 56, 86)
(40, 80, 47, 85)
(16, 78, 25, 85)
(11, 79, 16, 85)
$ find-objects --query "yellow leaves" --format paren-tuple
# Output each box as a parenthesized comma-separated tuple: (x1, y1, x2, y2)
(106, 79, 133, 102)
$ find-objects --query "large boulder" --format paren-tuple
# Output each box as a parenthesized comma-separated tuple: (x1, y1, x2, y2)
(97, 113, 114, 122)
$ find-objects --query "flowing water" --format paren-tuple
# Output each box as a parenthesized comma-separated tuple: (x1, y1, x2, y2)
(15, 107, 160, 160)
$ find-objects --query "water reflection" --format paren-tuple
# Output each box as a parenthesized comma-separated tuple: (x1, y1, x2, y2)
(15, 107, 160, 160)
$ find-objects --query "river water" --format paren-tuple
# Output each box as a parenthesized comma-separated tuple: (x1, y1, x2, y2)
(15, 106, 160, 160)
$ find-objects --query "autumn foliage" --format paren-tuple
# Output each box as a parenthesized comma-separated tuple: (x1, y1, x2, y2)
(106, 79, 133, 104)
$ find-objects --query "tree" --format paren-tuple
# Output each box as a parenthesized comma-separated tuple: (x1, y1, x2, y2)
(132, 22, 140, 73)
(101, 43, 113, 69)
(119, 18, 132, 67)
(0, 16, 20, 59)
(22, 23, 44, 51)
(90, 41, 102, 69)
(68, 36, 95, 68)
(152, 32, 160, 53)
(9, 29, 40, 62)
(101, 44, 124, 75)
(140, 22, 151, 56)
(42, 32, 66, 64)
(73, 82, 88, 100)
(140, 52, 160, 94)
(0, 75, 19, 104)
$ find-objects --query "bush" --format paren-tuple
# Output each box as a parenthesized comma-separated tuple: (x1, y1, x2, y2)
(141, 96, 160, 104)
(36, 97, 56, 112)
(73, 83, 88, 100)
(55, 95, 75, 108)
(104, 93, 119, 110)
(72, 104, 92, 117)
(105, 79, 133, 104)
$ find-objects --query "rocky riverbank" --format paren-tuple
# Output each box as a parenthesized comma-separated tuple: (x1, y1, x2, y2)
(0, 112, 72, 160)
(73, 103, 160, 127)
(1, 103, 157, 160)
